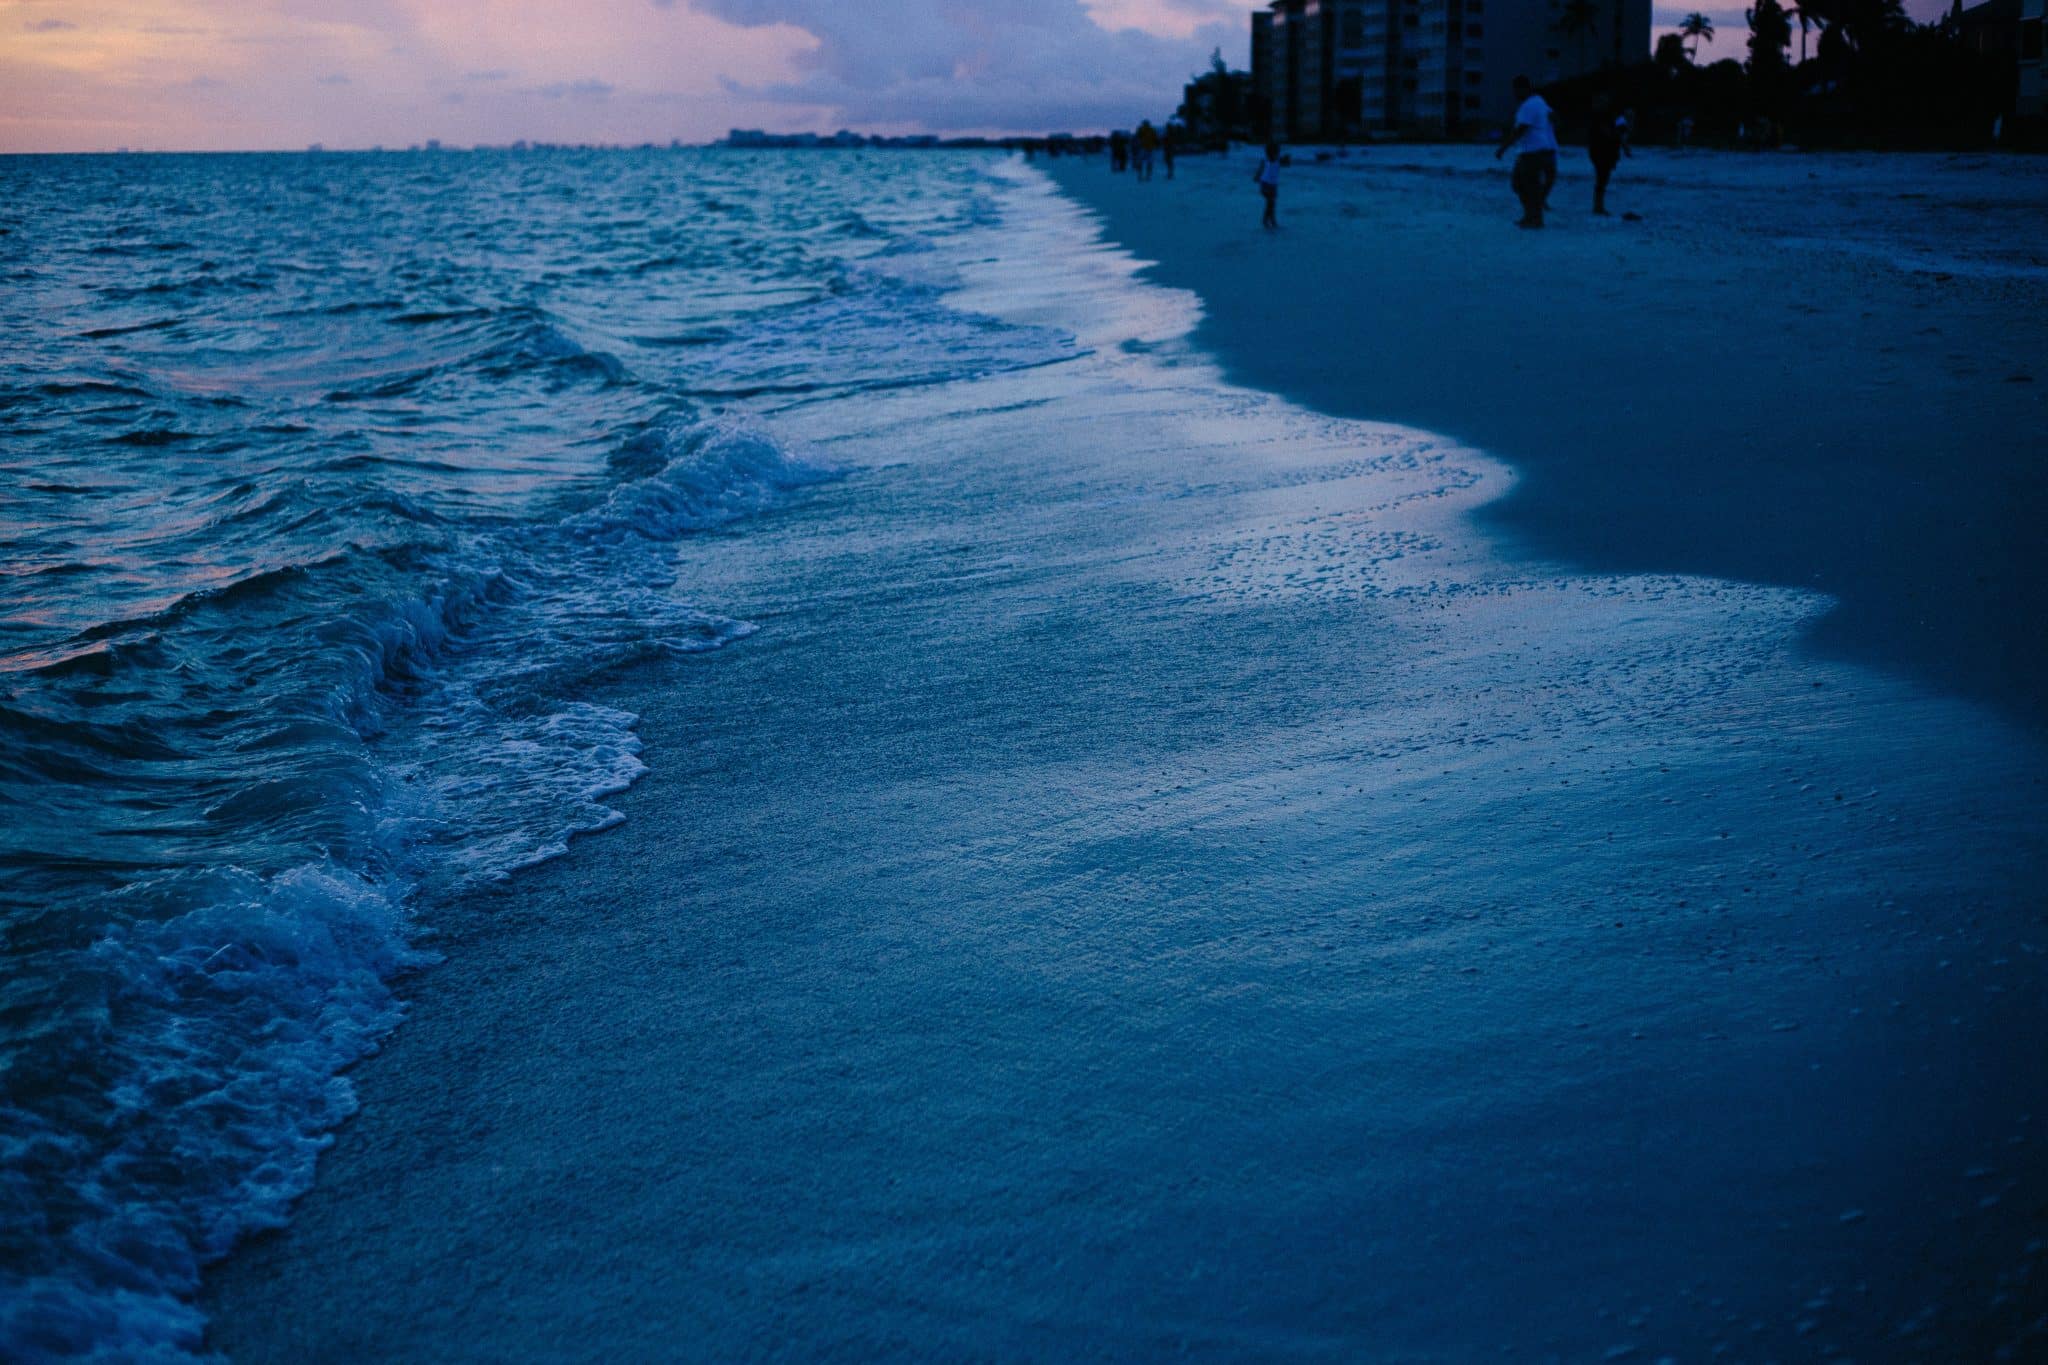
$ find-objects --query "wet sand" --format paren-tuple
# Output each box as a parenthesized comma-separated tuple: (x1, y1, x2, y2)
(1052, 146, 2048, 728)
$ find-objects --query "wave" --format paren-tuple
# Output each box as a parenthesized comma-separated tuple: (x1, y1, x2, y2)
(80, 318, 184, 340)
(572, 422, 835, 543)
(1, 147, 1044, 1363)
(0, 418, 836, 1364)
(680, 269, 1077, 403)
(0, 866, 424, 1364)
(308, 310, 631, 402)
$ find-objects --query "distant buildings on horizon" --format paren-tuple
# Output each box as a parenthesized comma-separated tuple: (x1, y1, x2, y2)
(721, 130, 1041, 150)
(63, 135, 1024, 156)
(1253, 0, 1652, 141)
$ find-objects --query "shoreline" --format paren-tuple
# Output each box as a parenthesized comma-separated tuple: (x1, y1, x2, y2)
(1047, 145, 2048, 728)
(198, 158, 2048, 1362)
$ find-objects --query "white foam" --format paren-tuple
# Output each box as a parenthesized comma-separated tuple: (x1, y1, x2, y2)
(2, 416, 834, 1363)
(570, 422, 836, 543)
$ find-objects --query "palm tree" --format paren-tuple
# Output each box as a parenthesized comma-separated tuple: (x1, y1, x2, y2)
(1678, 11, 1716, 61)
(1793, 0, 1843, 65)
(1747, 0, 1793, 74)
(1559, 0, 1602, 72)
(1837, 0, 1907, 53)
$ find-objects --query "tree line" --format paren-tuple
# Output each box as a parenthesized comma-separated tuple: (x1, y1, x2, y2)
(1571, 0, 2023, 149)
(1172, 3, 2029, 153)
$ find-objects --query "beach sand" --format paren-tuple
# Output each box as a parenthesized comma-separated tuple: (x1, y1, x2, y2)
(202, 156, 2048, 1361)
(1051, 146, 2048, 726)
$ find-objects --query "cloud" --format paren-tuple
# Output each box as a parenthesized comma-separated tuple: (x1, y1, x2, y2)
(1650, 7, 1747, 26)
(535, 78, 615, 99)
(1, 0, 1221, 151)
(26, 18, 80, 31)
(319, 72, 350, 85)
(1089, 0, 1252, 36)
(690, 0, 1230, 131)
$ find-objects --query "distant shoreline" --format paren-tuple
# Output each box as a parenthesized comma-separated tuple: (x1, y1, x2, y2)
(1048, 146, 2048, 726)
(7, 135, 2044, 158)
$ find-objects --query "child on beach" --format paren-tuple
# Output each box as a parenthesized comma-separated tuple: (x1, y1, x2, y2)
(1254, 142, 1281, 230)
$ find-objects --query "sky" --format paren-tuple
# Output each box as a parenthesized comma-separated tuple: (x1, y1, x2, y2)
(0, 0, 1254, 152)
(0, 0, 1953, 153)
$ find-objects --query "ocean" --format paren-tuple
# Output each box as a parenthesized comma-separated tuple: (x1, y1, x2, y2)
(0, 148, 1069, 1359)
(6, 149, 2046, 1363)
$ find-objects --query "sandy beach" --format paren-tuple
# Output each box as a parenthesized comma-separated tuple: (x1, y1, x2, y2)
(1051, 146, 2048, 726)
(182, 152, 2048, 1362)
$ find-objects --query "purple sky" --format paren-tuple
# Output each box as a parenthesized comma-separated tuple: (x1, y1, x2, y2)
(0, 0, 1952, 153)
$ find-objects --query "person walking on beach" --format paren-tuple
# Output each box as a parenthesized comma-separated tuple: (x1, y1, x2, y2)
(1134, 120, 1160, 182)
(1587, 97, 1632, 216)
(1254, 142, 1282, 229)
(1495, 75, 1558, 229)
(1162, 125, 1177, 180)
(1110, 129, 1129, 172)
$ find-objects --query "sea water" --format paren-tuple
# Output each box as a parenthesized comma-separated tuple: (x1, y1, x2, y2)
(0, 148, 1067, 1360)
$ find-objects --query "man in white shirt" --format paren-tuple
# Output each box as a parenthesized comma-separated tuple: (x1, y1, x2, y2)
(1253, 141, 1282, 230)
(1494, 75, 1559, 228)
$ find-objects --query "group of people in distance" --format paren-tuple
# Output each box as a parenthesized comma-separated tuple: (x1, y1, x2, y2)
(1494, 74, 1635, 227)
(1107, 121, 1175, 181)
(1241, 75, 1634, 233)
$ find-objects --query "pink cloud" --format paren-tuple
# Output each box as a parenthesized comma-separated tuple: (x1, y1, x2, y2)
(0, 0, 1276, 152)
(0, 0, 823, 151)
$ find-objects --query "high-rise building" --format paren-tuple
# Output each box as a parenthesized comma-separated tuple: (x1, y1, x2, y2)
(1409, 0, 1465, 131)
(1326, 0, 1377, 132)
(1255, 0, 1368, 139)
(1449, 0, 1558, 135)
(2019, 0, 2044, 115)
(1268, 1, 1315, 141)
(1251, 10, 1277, 132)
(1253, 0, 1650, 139)
(1356, 0, 1424, 130)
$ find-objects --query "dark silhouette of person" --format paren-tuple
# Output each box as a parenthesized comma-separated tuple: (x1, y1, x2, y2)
(1495, 75, 1558, 228)
(1587, 98, 1632, 216)
(1254, 142, 1282, 229)
(1134, 119, 1159, 181)
(1110, 129, 1129, 172)
(1162, 125, 1177, 179)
